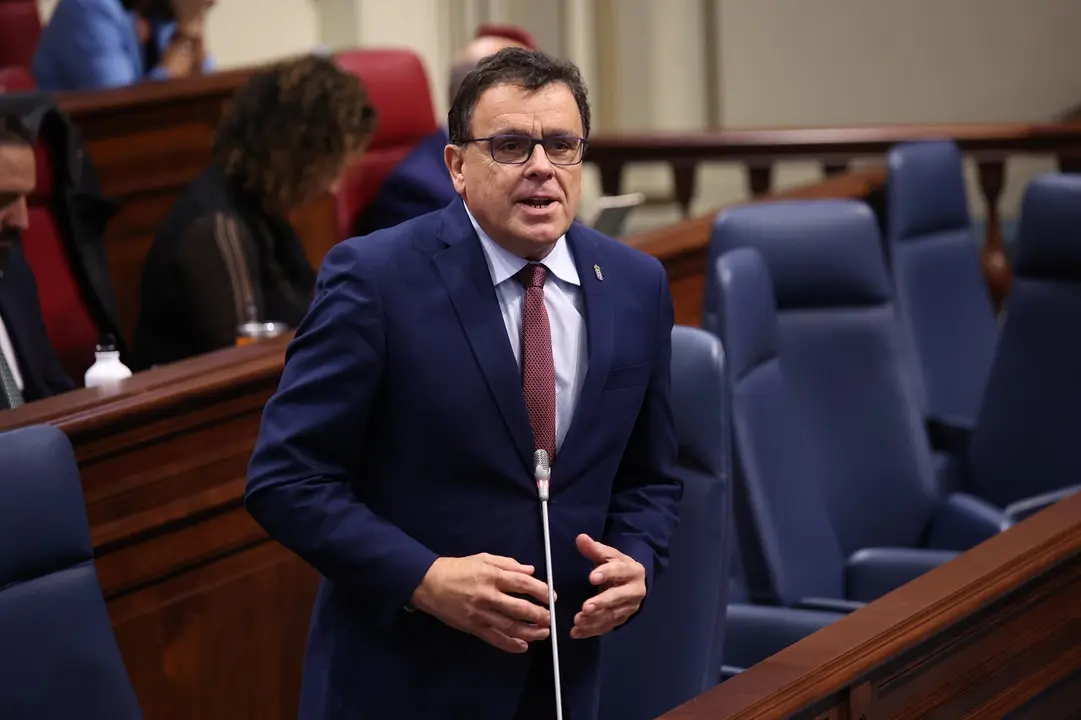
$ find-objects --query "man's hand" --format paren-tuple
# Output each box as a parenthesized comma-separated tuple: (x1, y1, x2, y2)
(411, 553, 553, 653)
(571, 534, 646, 639)
(171, 0, 213, 37)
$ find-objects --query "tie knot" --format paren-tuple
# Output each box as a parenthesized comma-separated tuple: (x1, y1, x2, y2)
(516, 263, 548, 289)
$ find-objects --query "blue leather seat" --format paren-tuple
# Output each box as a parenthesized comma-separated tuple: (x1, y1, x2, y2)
(598, 326, 731, 720)
(966, 174, 1081, 511)
(709, 201, 1014, 614)
(0, 425, 141, 720)
(886, 140, 999, 432)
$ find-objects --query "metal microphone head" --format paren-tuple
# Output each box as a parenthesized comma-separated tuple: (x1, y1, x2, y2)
(533, 449, 551, 479)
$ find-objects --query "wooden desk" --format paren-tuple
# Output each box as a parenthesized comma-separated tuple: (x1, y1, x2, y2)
(56, 72, 340, 345)
(0, 338, 314, 720)
(663, 491, 1081, 718)
(621, 167, 888, 326)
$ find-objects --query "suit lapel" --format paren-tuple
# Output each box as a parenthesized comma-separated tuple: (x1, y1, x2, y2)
(431, 202, 535, 471)
(554, 226, 614, 480)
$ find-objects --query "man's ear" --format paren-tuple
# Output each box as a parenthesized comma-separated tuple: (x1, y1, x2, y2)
(444, 144, 467, 195)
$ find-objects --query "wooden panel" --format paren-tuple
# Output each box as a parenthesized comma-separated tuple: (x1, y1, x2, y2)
(620, 167, 888, 325)
(660, 491, 1081, 719)
(0, 337, 316, 720)
(57, 71, 340, 344)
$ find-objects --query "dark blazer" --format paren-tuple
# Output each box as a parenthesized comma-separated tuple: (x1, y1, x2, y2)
(0, 241, 76, 402)
(133, 166, 316, 369)
(245, 200, 683, 719)
(351, 127, 458, 236)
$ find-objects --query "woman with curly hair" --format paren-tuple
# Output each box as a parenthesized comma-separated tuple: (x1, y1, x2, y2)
(133, 54, 377, 369)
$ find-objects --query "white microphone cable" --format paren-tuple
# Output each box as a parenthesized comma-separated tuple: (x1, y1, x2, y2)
(533, 449, 563, 720)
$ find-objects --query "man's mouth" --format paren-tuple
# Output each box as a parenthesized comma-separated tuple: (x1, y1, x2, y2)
(518, 197, 557, 209)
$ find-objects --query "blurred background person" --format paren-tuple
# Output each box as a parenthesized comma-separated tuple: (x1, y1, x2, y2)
(0, 115, 75, 408)
(32, 0, 217, 92)
(350, 25, 537, 236)
(132, 54, 377, 369)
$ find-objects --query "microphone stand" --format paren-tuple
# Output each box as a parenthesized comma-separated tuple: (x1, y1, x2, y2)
(533, 449, 563, 720)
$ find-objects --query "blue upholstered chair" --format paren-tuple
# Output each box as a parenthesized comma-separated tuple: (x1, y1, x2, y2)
(709, 201, 1017, 615)
(598, 326, 732, 720)
(965, 174, 1081, 511)
(0, 425, 141, 720)
(885, 140, 999, 433)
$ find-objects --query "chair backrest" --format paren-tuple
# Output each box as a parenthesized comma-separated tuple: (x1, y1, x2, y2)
(334, 49, 439, 236)
(21, 123, 103, 382)
(0, 0, 41, 68)
(710, 200, 939, 558)
(886, 140, 998, 425)
(598, 326, 732, 720)
(714, 247, 846, 606)
(968, 174, 1081, 506)
(0, 425, 141, 719)
(0, 66, 35, 93)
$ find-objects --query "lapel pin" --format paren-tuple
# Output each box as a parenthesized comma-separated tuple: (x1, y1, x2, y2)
(593, 264, 604, 281)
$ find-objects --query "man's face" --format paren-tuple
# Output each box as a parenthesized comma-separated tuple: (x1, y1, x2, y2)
(446, 82, 583, 260)
(0, 143, 34, 239)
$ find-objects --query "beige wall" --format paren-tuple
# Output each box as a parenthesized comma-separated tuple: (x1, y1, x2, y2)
(37, 0, 1081, 226)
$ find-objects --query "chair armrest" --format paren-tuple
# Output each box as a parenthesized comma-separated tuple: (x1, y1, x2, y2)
(721, 603, 843, 678)
(1003, 485, 1081, 525)
(926, 413, 975, 456)
(845, 547, 958, 602)
(925, 491, 1007, 550)
(794, 597, 864, 614)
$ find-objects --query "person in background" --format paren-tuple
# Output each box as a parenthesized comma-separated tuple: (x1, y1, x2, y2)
(0, 116, 75, 408)
(245, 48, 681, 719)
(132, 55, 377, 370)
(350, 25, 537, 236)
(32, 0, 216, 92)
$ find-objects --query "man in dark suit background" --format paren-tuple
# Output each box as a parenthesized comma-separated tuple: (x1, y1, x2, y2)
(246, 48, 682, 719)
(0, 116, 75, 409)
(351, 28, 536, 236)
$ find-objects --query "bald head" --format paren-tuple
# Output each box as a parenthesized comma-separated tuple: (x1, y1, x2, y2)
(448, 36, 528, 106)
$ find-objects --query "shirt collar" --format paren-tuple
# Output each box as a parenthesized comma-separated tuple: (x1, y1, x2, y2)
(464, 204, 580, 288)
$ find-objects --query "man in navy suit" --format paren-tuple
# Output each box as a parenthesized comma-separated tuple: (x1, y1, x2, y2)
(351, 32, 533, 236)
(246, 48, 681, 719)
(0, 116, 75, 408)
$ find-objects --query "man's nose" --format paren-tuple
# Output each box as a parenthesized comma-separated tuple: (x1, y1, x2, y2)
(523, 143, 555, 177)
(1, 198, 29, 231)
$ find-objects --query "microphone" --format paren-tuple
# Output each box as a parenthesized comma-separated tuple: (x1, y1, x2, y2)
(533, 449, 563, 720)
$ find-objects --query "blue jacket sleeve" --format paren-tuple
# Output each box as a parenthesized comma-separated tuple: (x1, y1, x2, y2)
(52, 4, 142, 91)
(603, 263, 683, 592)
(245, 242, 439, 632)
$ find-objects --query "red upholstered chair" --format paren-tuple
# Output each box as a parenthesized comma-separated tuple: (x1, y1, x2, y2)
(333, 49, 439, 236)
(0, 0, 42, 68)
(0, 66, 35, 93)
(20, 138, 102, 384)
(475, 24, 538, 49)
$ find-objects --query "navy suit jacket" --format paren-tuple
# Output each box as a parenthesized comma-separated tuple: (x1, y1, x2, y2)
(0, 242, 76, 402)
(351, 127, 458, 236)
(245, 200, 682, 719)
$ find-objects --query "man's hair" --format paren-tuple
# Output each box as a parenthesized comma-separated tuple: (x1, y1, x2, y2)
(0, 115, 33, 148)
(213, 55, 378, 214)
(448, 48, 591, 147)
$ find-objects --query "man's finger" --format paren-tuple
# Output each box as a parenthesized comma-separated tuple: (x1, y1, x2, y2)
(477, 626, 529, 654)
(477, 609, 551, 644)
(575, 534, 621, 565)
(488, 592, 551, 627)
(589, 558, 642, 586)
(495, 569, 551, 605)
(580, 584, 640, 615)
(483, 554, 536, 574)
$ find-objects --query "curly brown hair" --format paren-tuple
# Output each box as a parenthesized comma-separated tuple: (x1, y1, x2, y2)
(214, 54, 377, 214)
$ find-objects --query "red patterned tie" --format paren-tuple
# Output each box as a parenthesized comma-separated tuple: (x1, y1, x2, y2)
(516, 263, 557, 464)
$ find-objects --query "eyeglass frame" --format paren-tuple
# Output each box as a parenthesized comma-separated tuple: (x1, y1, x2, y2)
(459, 134, 589, 166)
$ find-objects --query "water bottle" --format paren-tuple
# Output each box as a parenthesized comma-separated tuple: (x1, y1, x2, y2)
(84, 334, 132, 388)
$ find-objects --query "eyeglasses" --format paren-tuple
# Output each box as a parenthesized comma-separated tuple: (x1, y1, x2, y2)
(463, 134, 588, 166)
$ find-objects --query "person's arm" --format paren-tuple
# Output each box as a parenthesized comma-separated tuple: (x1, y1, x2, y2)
(173, 213, 261, 354)
(244, 241, 439, 632)
(51, 5, 143, 90)
(602, 263, 683, 592)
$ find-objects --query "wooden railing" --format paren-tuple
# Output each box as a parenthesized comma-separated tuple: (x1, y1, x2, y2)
(663, 491, 1081, 719)
(588, 123, 1081, 306)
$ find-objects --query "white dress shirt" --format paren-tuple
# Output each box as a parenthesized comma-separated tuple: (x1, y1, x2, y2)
(466, 207, 588, 451)
(0, 313, 25, 391)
